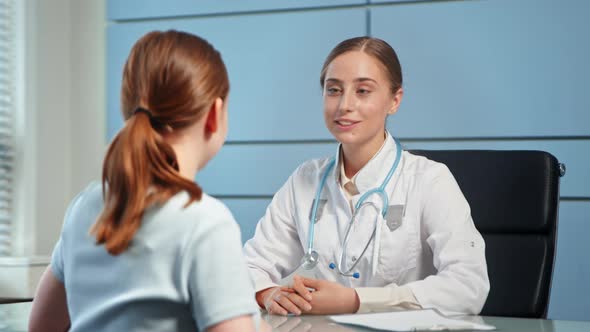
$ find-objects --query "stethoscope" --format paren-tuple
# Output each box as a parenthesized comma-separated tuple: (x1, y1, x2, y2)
(300, 138, 402, 279)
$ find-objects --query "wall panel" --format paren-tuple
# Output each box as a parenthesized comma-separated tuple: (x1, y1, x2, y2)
(221, 198, 272, 244)
(107, 9, 367, 141)
(107, 0, 367, 20)
(374, 0, 590, 138)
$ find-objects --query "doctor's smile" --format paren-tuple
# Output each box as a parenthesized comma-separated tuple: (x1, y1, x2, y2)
(333, 118, 360, 131)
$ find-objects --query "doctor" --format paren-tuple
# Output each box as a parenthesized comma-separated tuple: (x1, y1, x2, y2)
(244, 37, 489, 316)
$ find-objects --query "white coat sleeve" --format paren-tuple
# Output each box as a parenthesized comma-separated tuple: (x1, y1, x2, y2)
(405, 164, 490, 315)
(243, 170, 305, 293)
(354, 284, 422, 313)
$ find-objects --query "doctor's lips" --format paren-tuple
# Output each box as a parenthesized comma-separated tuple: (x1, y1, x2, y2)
(334, 118, 360, 130)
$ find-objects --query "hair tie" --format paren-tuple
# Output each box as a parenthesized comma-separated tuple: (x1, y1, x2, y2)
(134, 107, 154, 119)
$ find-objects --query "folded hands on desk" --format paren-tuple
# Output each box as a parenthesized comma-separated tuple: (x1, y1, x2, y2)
(257, 276, 360, 316)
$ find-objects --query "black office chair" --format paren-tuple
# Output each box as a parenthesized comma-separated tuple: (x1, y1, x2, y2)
(409, 150, 564, 318)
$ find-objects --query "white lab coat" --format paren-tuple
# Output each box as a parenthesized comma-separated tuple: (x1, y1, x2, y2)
(243, 133, 490, 315)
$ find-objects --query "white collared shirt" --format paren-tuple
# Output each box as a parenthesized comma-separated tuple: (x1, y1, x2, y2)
(244, 132, 490, 315)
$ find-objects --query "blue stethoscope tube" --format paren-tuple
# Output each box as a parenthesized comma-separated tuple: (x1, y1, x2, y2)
(302, 138, 402, 279)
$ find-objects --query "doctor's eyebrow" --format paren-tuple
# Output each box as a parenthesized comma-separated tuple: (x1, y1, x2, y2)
(325, 77, 378, 84)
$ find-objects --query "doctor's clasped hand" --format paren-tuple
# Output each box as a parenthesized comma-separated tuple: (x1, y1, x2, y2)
(296, 276, 360, 315)
(258, 282, 312, 316)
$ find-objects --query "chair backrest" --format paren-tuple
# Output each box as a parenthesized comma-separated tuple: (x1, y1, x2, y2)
(409, 150, 561, 318)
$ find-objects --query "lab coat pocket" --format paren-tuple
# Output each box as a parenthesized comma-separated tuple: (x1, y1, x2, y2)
(376, 215, 418, 283)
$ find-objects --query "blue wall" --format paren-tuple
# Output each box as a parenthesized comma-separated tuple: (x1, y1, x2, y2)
(106, 0, 590, 321)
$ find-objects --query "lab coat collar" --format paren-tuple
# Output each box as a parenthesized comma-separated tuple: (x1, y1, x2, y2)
(333, 131, 400, 195)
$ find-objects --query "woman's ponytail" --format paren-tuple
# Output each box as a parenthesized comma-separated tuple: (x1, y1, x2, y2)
(92, 109, 202, 255)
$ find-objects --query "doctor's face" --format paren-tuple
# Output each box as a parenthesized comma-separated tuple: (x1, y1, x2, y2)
(323, 51, 402, 150)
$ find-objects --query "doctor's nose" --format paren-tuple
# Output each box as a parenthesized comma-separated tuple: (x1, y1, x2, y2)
(338, 90, 356, 113)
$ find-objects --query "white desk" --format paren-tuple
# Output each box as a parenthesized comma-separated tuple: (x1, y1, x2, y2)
(262, 312, 590, 332)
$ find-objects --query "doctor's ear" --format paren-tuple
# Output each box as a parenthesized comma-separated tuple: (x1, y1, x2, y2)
(388, 87, 404, 115)
(204, 97, 225, 134)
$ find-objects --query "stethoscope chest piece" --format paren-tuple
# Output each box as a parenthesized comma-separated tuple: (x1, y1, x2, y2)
(301, 250, 319, 270)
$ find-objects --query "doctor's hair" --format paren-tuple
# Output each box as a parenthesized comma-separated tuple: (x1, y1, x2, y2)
(320, 36, 403, 94)
(91, 30, 229, 255)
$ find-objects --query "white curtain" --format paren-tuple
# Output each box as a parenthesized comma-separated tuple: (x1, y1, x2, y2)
(0, 0, 16, 256)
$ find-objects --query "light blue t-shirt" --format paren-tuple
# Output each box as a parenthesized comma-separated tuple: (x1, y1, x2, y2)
(51, 182, 258, 332)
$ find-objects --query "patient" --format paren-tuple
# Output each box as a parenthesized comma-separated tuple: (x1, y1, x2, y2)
(29, 30, 262, 332)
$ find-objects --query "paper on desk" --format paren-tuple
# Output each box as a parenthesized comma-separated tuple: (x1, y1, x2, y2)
(329, 309, 496, 331)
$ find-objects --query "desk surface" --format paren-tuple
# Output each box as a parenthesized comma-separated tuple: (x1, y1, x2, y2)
(1, 301, 589, 331)
(262, 314, 590, 332)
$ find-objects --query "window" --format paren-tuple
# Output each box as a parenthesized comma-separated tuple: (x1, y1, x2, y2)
(0, 0, 17, 256)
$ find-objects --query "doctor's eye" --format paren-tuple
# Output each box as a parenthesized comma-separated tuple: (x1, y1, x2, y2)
(326, 87, 342, 96)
